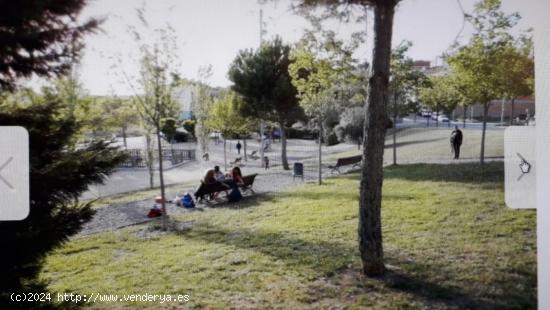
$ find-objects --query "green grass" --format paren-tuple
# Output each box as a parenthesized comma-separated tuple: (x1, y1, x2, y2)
(86, 181, 195, 208)
(325, 127, 504, 164)
(41, 162, 535, 309)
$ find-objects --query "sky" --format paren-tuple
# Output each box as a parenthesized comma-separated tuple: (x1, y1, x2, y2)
(41, 0, 539, 96)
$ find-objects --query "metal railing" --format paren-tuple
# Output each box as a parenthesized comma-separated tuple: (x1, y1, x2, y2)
(118, 146, 195, 169)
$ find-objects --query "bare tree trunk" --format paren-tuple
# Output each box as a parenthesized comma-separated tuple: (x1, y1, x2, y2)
(280, 121, 290, 170)
(146, 133, 154, 189)
(122, 127, 128, 149)
(318, 121, 323, 185)
(500, 99, 505, 125)
(392, 93, 397, 166)
(243, 138, 248, 161)
(463, 105, 467, 129)
(156, 128, 167, 230)
(260, 121, 264, 167)
(223, 138, 227, 171)
(359, 1, 395, 277)
(480, 102, 489, 166)
(509, 98, 515, 126)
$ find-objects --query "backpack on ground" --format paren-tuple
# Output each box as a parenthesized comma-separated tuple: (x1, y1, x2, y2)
(227, 188, 242, 202)
(181, 193, 195, 208)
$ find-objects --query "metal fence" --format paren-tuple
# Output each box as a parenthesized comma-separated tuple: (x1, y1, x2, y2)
(118, 146, 195, 169)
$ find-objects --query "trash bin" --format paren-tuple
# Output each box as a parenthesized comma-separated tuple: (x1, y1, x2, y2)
(293, 162, 304, 181)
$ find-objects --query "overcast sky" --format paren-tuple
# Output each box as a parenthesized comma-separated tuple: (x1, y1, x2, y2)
(45, 0, 538, 96)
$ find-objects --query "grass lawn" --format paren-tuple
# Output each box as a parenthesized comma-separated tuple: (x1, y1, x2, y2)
(41, 162, 535, 309)
(325, 127, 504, 164)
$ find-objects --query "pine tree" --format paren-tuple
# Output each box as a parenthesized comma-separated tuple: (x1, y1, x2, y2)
(0, 101, 126, 306)
(0, 0, 99, 91)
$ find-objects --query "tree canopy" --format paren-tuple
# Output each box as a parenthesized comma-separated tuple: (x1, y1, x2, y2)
(0, 0, 99, 91)
(445, 0, 529, 164)
(418, 76, 461, 117)
(0, 100, 126, 305)
(228, 37, 302, 170)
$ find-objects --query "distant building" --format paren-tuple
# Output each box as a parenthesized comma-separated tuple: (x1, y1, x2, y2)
(173, 85, 195, 120)
(413, 60, 431, 72)
(454, 97, 535, 120)
(414, 59, 534, 120)
(173, 83, 224, 121)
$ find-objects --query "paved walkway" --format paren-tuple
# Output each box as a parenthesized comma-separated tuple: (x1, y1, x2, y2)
(82, 138, 356, 199)
(79, 129, 505, 235)
(79, 164, 338, 235)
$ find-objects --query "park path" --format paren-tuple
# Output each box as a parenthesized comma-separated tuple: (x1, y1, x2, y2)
(79, 156, 503, 236)
(79, 128, 505, 235)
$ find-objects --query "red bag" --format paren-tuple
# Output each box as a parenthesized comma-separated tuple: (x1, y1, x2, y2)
(147, 208, 162, 218)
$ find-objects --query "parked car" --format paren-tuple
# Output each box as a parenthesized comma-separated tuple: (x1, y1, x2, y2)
(421, 110, 431, 117)
(438, 115, 450, 122)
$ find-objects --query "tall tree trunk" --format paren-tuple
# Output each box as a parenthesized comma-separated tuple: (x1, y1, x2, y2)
(509, 98, 515, 126)
(392, 93, 398, 166)
(500, 99, 505, 125)
(280, 121, 290, 170)
(243, 138, 248, 161)
(260, 121, 265, 167)
(318, 121, 323, 185)
(480, 102, 489, 166)
(223, 138, 227, 171)
(146, 133, 154, 189)
(463, 105, 467, 129)
(122, 127, 128, 149)
(359, 1, 395, 277)
(156, 127, 168, 230)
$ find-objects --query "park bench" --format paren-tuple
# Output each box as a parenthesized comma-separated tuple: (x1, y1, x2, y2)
(194, 173, 258, 202)
(230, 157, 242, 165)
(328, 155, 362, 174)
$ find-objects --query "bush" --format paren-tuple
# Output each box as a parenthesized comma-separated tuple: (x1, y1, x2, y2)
(161, 118, 177, 141)
(182, 119, 195, 137)
(334, 125, 346, 142)
(173, 130, 191, 143)
(326, 131, 339, 146)
(286, 127, 317, 139)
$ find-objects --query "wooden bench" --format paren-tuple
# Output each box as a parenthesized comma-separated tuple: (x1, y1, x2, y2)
(328, 155, 362, 174)
(194, 174, 258, 202)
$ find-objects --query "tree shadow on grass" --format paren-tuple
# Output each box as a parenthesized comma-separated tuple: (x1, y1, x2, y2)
(339, 162, 503, 186)
(200, 192, 276, 210)
(179, 224, 528, 308)
(384, 161, 504, 185)
(376, 266, 505, 309)
(384, 137, 446, 149)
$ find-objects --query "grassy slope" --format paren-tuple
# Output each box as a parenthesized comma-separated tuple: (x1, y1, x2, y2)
(326, 128, 504, 164)
(41, 162, 535, 309)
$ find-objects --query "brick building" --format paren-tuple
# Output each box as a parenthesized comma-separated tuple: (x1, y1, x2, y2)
(415, 60, 535, 121)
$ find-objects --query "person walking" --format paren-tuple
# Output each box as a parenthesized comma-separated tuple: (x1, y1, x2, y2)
(450, 126, 463, 159)
(236, 141, 242, 155)
(263, 156, 269, 170)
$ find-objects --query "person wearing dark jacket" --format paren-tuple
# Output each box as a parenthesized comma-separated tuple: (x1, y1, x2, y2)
(450, 126, 463, 159)
(236, 141, 242, 154)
